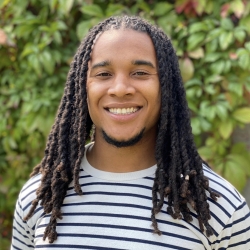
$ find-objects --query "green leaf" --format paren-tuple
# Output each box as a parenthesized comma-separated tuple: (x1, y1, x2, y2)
(189, 22, 208, 33)
(199, 117, 211, 131)
(216, 103, 228, 120)
(198, 146, 213, 160)
(137, 1, 150, 12)
(154, 2, 173, 16)
(21, 43, 38, 58)
(76, 20, 91, 41)
(236, 48, 248, 57)
(224, 160, 246, 192)
(185, 78, 202, 87)
(220, 18, 234, 31)
(233, 108, 250, 123)
(210, 60, 225, 75)
(219, 31, 233, 50)
(206, 28, 223, 42)
(245, 42, 250, 53)
(234, 29, 246, 42)
(105, 4, 124, 16)
(157, 11, 177, 35)
(40, 51, 55, 75)
(231, 143, 248, 155)
(223, 60, 231, 73)
(28, 54, 42, 76)
(206, 106, 216, 120)
(179, 58, 194, 82)
(188, 48, 204, 59)
(205, 39, 218, 52)
(227, 154, 250, 176)
(240, 15, 250, 34)
(204, 53, 220, 62)
(50, 0, 58, 12)
(230, 0, 244, 18)
(81, 4, 104, 17)
(191, 117, 201, 135)
(187, 32, 206, 51)
(238, 54, 250, 70)
(59, 0, 75, 15)
(219, 119, 233, 139)
(205, 75, 222, 84)
(228, 81, 243, 96)
(57, 20, 67, 30)
(204, 85, 216, 94)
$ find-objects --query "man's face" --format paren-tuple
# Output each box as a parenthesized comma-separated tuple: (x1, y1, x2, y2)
(87, 29, 161, 147)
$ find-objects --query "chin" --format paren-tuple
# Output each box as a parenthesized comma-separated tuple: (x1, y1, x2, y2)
(102, 129, 145, 148)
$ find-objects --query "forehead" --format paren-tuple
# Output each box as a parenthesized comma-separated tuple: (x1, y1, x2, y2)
(90, 29, 157, 63)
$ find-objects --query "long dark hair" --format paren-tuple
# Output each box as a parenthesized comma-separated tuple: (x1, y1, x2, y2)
(24, 15, 219, 243)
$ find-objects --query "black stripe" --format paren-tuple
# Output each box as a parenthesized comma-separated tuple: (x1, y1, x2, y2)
(42, 211, 188, 230)
(223, 208, 250, 229)
(65, 191, 152, 200)
(67, 182, 152, 191)
(21, 189, 36, 202)
(12, 236, 34, 248)
(37, 222, 202, 244)
(36, 244, 126, 249)
(21, 177, 40, 193)
(203, 169, 241, 203)
(210, 211, 225, 228)
(36, 233, 193, 250)
(13, 226, 30, 240)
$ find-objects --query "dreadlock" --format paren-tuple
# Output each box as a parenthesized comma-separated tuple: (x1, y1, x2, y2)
(24, 15, 220, 243)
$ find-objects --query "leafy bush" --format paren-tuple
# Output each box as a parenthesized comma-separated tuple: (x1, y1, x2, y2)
(1, 0, 250, 248)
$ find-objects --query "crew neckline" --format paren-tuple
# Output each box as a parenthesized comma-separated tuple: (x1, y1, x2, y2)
(80, 142, 157, 181)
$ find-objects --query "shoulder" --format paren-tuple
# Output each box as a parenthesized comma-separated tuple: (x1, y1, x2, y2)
(202, 164, 250, 239)
(18, 173, 42, 211)
(202, 163, 244, 207)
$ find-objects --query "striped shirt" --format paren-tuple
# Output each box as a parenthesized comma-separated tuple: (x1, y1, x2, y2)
(11, 143, 250, 250)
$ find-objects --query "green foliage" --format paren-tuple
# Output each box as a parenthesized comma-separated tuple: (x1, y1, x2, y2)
(1, 0, 250, 248)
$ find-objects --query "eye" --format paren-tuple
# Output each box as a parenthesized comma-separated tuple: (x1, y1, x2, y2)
(131, 70, 151, 79)
(96, 72, 112, 77)
(95, 72, 112, 80)
(133, 71, 148, 76)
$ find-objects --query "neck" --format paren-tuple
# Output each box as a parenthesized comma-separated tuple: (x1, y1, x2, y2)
(87, 132, 157, 173)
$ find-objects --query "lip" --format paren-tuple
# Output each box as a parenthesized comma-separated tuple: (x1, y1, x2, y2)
(104, 102, 142, 109)
(104, 106, 142, 122)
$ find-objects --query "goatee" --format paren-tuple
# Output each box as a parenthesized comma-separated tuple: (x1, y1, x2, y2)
(102, 128, 145, 148)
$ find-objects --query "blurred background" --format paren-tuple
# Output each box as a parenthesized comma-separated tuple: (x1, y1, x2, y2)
(1, 0, 250, 249)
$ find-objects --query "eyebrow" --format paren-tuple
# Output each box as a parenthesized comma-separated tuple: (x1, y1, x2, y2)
(91, 60, 111, 70)
(132, 60, 155, 68)
(90, 59, 155, 70)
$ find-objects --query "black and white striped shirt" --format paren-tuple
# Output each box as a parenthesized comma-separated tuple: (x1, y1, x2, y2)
(11, 143, 250, 249)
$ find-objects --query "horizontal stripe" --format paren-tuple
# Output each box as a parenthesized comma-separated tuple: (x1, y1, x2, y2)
(11, 152, 250, 250)
(36, 222, 202, 244)
(36, 244, 126, 249)
(68, 181, 153, 191)
(36, 233, 192, 250)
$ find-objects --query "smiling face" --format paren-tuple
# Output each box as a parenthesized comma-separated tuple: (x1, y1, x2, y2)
(87, 29, 161, 147)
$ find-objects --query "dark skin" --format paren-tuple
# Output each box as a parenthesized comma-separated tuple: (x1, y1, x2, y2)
(24, 16, 220, 243)
(86, 29, 161, 173)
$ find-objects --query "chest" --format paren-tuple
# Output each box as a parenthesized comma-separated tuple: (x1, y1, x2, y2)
(33, 182, 207, 249)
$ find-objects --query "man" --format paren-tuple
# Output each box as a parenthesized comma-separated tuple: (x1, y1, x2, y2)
(11, 16, 250, 249)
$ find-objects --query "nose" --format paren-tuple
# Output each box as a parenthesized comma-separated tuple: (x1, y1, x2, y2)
(107, 74, 136, 97)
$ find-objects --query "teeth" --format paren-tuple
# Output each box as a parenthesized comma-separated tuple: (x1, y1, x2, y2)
(109, 107, 138, 115)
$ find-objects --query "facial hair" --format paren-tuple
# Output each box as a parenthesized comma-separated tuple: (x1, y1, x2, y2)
(102, 128, 145, 148)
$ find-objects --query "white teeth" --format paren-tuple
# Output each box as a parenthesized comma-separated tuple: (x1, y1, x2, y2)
(108, 107, 138, 115)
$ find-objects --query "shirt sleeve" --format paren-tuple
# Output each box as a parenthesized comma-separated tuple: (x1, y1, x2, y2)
(212, 201, 250, 250)
(11, 196, 35, 250)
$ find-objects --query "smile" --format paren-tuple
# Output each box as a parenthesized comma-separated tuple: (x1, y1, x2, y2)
(108, 107, 139, 115)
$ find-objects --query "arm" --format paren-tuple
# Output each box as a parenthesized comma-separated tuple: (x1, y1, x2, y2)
(11, 197, 35, 250)
(212, 201, 250, 250)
